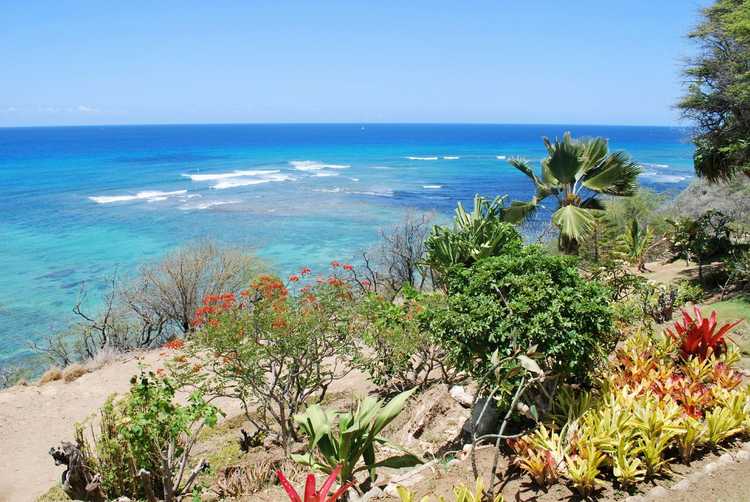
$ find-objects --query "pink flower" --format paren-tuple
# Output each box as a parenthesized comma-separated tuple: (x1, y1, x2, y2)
(289, 274, 300, 282)
(343, 264, 353, 271)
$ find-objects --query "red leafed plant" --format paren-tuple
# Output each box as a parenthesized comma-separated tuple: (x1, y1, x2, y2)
(666, 306, 741, 360)
(276, 465, 353, 502)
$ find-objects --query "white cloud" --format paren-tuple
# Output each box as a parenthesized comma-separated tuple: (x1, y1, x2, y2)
(76, 105, 100, 113)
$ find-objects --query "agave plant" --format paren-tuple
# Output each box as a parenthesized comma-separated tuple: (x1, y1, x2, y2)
(292, 388, 422, 488)
(276, 465, 353, 502)
(508, 132, 641, 254)
(422, 194, 523, 277)
(665, 306, 742, 360)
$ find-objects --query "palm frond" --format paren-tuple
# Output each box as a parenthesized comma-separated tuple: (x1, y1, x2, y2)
(552, 205, 596, 243)
(582, 152, 641, 195)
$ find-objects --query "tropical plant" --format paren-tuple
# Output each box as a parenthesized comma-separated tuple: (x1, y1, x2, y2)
(616, 219, 655, 272)
(678, 0, 750, 181)
(50, 371, 220, 501)
(565, 442, 606, 497)
(292, 389, 422, 489)
(676, 415, 706, 464)
(276, 465, 353, 502)
(177, 269, 358, 453)
(429, 244, 614, 398)
(508, 132, 641, 253)
(612, 436, 645, 488)
(705, 406, 744, 447)
(352, 290, 457, 392)
(665, 306, 742, 360)
(422, 195, 523, 279)
(395, 478, 504, 502)
(666, 210, 734, 281)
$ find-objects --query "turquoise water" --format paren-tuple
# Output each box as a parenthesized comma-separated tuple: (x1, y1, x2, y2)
(0, 124, 694, 367)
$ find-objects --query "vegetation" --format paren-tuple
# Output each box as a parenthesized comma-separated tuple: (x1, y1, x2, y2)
(276, 465, 353, 502)
(507, 132, 641, 253)
(50, 371, 220, 501)
(678, 0, 750, 181)
(429, 231, 614, 396)
(292, 389, 422, 489)
(666, 210, 734, 281)
(423, 195, 523, 280)
(175, 270, 357, 453)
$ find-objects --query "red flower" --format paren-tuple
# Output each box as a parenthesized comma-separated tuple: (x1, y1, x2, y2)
(343, 264, 353, 271)
(361, 279, 371, 287)
(301, 267, 312, 275)
(163, 339, 185, 350)
(289, 274, 300, 282)
(331, 261, 341, 268)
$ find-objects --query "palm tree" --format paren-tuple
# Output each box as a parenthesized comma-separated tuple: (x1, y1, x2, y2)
(508, 132, 641, 254)
(617, 218, 655, 272)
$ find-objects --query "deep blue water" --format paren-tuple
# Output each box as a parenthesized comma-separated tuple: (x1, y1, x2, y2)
(0, 124, 694, 367)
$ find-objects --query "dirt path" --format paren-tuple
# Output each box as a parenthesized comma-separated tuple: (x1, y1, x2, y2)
(0, 351, 173, 502)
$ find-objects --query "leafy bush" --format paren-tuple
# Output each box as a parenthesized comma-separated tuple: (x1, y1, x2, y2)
(423, 195, 523, 281)
(667, 210, 734, 280)
(51, 371, 220, 501)
(292, 389, 421, 489)
(640, 282, 678, 324)
(676, 280, 706, 305)
(429, 244, 614, 398)
(177, 269, 357, 453)
(352, 288, 457, 392)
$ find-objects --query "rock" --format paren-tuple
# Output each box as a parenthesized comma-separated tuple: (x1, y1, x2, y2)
(624, 496, 645, 502)
(350, 486, 383, 501)
(449, 385, 473, 407)
(704, 462, 720, 474)
(736, 450, 750, 461)
(718, 453, 734, 465)
(672, 478, 691, 491)
(462, 396, 502, 438)
(647, 485, 669, 499)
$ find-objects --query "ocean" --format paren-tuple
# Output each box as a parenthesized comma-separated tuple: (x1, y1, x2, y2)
(0, 123, 694, 368)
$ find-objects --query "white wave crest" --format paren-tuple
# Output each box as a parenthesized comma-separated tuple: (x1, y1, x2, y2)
(314, 171, 340, 177)
(641, 171, 689, 184)
(290, 161, 350, 171)
(350, 190, 394, 197)
(406, 156, 438, 161)
(423, 185, 442, 189)
(213, 173, 293, 189)
(182, 169, 280, 181)
(496, 155, 507, 160)
(443, 156, 460, 160)
(180, 200, 240, 210)
(89, 190, 188, 204)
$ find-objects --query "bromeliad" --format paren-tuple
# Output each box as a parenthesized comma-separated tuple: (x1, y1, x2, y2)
(276, 465, 353, 502)
(665, 306, 741, 360)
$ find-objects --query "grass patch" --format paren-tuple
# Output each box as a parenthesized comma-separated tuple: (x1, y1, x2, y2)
(36, 485, 70, 502)
(708, 295, 750, 370)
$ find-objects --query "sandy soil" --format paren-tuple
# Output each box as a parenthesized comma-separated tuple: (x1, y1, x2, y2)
(0, 350, 174, 502)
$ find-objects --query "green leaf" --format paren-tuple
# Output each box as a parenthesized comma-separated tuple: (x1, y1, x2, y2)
(370, 453, 423, 470)
(552, 205, 595, 242)
(372, 388, 416, 435)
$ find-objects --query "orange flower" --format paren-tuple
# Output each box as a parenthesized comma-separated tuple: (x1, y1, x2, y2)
(289, 274, 300, 282)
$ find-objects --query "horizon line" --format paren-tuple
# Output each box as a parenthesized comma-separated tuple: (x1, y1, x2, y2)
(0, 120, 689, 130)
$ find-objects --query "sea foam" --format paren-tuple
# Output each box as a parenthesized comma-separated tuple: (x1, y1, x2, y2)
(212, 173, 293, 189)
(423, 185, 442, 189)
(89, 190, 188, 204)
(406, 156, 439, 161)
(182, 169, 281, 181)
(290, 161, 350, 171)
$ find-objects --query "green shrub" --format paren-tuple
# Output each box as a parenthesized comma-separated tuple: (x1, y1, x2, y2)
(55, 372, 220, 501)
(429, 245, 614, 399)
(352, 288, 457, 392)
(178, 273, 357, 453)
(676, 280, 706, 305)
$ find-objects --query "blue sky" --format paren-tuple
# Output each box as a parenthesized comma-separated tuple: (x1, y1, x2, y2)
(0, 0, 711, 127)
